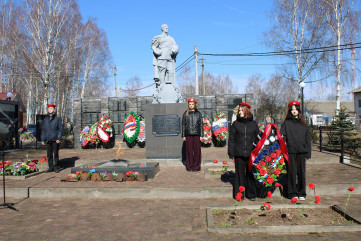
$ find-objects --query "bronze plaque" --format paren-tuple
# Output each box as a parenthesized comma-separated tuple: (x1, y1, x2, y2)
(152, 114, 180, 136)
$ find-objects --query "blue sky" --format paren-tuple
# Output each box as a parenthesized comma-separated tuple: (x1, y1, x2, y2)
(77, 0, 278, 96)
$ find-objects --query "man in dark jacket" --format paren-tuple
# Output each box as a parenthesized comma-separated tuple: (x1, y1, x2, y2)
(41, 104, 63, 173)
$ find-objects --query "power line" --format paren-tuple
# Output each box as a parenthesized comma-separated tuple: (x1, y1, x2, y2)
(122, 82, 155, 92)
(175, 54, 194, 72)
(198, 42, 361, 57)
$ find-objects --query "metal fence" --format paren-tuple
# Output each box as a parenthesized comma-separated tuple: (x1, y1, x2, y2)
(316, 129, 361, 165)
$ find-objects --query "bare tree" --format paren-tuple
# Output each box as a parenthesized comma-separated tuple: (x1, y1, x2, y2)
(177, 66, 195, 96)
(265, 0, 330, 100)
(322, 0, 359, 115)
(79, 18, 111, 98)
(124, 76, 142, 97)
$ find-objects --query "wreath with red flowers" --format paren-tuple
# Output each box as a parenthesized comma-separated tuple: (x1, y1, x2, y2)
(248, 123, 289, 189)
(201, 116, 212, 144)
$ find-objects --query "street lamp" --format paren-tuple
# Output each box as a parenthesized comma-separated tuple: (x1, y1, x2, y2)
(299, 81, 306, 114)
(6, 92, 13, 101)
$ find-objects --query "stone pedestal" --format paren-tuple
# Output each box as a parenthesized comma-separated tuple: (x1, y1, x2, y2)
(145, 103, 187, 159)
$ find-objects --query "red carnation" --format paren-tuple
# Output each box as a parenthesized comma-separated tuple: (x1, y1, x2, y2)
(274, 168, 281, 175)
(222, 160, 228, 165)
(264, 203, 271, 210)
(275, 183, 281, 187)
(260, 161, 266, 166)
(236, 192, 243, 201)
(315, 196, 321, 204)
(266, 156, 272, 162)
(266, 177, 274, 184)
(279, 158, 284, 165)
(291, 197, 298, 203)
(256, 164, 262, 170)
(276, 150, 282, 156)
(270, 153, 276, 159)
(309, 183, 315, 190)
(348, 187, 355, 192)
(260, 168, 267, 176)
(267, 191, 272, 199)
(42, 156, 46, 159)
(239, 186, 245, 192)
(213, 160, 218, 164)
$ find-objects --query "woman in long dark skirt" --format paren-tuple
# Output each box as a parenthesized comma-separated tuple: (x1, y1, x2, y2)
(182, 98, 203, 172)
(228, 102, 260, 200)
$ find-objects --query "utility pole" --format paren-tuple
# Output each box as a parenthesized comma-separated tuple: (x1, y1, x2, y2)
(194, 46, 199, 95)
(351, 46, 356, 101)
(114, 66, 117, 97)
(201, 58, 205, 95)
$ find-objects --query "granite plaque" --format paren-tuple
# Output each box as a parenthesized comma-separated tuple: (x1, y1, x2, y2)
(152, 114, 180, 136)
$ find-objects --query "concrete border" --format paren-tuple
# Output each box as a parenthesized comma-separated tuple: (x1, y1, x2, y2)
(206, 204, 361, 234)
(2, 183, 361, 199)
(2, 170, 46, 180)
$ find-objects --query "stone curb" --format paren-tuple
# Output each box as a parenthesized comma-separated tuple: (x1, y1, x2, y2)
(206, 204, 361, 234)
(2, 183, 361, 199)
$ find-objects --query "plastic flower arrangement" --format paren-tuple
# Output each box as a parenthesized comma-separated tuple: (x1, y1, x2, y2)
(126, 171, 139, 179)
(86, 123, 100, 145)
(99, 171, 108, 180)
(212, 112, 228, 142)
(98, 115, 113, 134)
(79, 126, 90, 147)
(1, 160, 38, 176)
(201, 116, 212, 144)
(248, 123, 288, 191)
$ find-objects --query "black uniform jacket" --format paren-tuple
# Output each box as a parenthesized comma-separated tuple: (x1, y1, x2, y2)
(280, 118, 311, 159)
(182, 110, 203, 137)
(41, 113, 63, 142)
(228, 115, 260, 158)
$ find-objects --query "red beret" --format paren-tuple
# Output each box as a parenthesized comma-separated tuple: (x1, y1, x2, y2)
(288, 100, 300, 108)
(239, 102, 251, 109)
(47, 104, 56, 108)
(188, 98, 197, 104)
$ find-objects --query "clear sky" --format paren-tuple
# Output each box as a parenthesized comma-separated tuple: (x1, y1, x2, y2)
(77, 0, 278, 96)
(77, 0, 345, 99)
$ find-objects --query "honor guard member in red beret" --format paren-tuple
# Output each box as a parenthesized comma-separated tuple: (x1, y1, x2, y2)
(281, 100, 311, 201)
(41, 104, 63, 173)
(182, 98, 203, 172)
(228, 102, 260, 200)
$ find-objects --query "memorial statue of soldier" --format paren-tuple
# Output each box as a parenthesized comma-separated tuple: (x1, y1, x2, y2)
(152, 24, 182, 103)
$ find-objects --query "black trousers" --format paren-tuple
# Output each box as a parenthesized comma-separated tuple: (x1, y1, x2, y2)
(287, 153, 306, 198)
(234, 156, 256, 199)
(47, 141, 59, 170)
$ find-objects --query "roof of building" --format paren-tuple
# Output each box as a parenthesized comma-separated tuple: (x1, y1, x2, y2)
(0, 92, 26, 112)
(305, 101, 354, 117)
(350, 86, 361, 93)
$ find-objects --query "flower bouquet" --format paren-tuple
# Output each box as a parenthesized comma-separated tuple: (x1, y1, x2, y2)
(201, 116, 212, 146)
(137, 115, 146, 148)
(126, 171, 139, 181)
(248, 123, 289, 197)
(212, 112, 228, 145)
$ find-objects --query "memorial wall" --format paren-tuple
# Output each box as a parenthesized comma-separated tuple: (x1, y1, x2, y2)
(73, 94, 254, 149)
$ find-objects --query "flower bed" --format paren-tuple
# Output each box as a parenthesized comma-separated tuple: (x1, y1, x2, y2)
(0, 157, 44, 179)
(207, 204, 361, 234)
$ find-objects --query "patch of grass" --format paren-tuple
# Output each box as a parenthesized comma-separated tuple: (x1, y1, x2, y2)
(212, 209, 223, 215)
(219, 222, 231, 227)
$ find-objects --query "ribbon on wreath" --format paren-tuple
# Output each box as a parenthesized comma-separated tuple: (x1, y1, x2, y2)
(248, 123, 289, 171)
